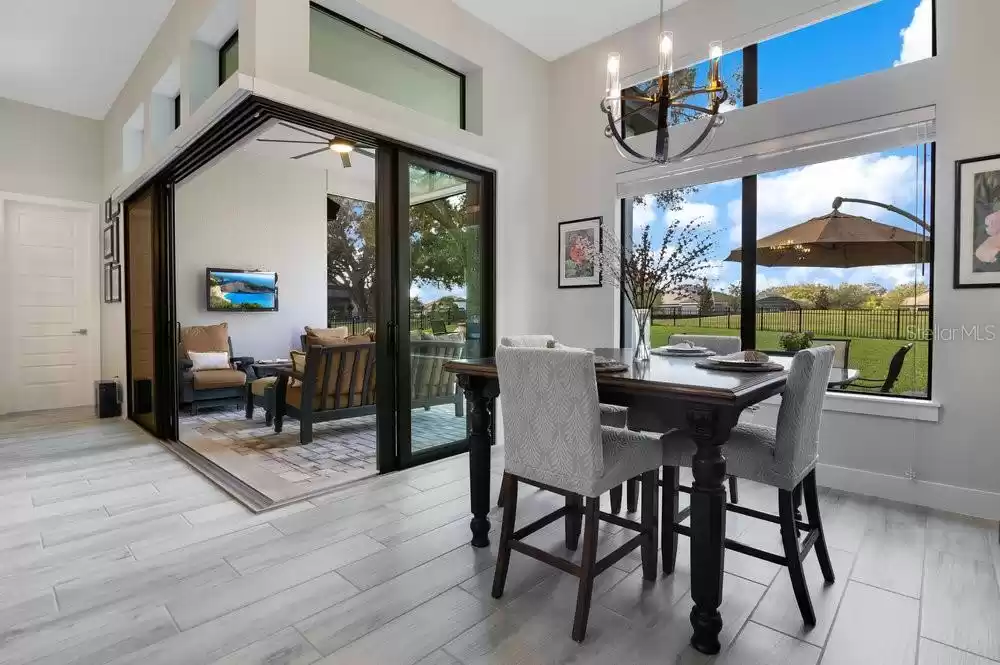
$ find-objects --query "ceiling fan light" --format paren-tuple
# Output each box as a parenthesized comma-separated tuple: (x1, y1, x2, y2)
(330, 141, 354, 153)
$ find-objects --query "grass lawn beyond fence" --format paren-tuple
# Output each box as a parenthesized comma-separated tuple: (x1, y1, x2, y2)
(650, 324, 929, 397)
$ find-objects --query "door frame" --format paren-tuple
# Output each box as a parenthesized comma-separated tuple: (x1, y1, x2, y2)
(120, 95, 496, 472)
(0, 191, 101, 416)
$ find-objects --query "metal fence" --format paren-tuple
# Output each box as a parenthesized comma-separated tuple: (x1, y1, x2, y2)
(651, 307, 930, 341)
(328, 312, 466, 335)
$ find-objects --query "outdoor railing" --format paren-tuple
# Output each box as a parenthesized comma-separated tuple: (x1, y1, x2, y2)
(652, 306, 930, 341)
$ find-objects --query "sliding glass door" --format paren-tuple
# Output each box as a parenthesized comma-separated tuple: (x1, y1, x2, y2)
(393, 153, 492, 467)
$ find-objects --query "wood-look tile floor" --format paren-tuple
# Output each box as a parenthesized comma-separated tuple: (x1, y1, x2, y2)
(1, 408, 998, 665)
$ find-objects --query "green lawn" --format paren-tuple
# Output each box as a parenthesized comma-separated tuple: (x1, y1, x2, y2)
(651, 324, 929, 396)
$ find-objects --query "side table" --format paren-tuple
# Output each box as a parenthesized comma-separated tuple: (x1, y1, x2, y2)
(245, 361, 292, 426)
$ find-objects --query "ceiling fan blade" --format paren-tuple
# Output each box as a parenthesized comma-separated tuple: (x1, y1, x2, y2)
(355, 148, 376, 159)
(292, 147, 331, 160)
(257, 138, 327, 145)
(340, 152, 352, 168)
(278, 121, 331, 142)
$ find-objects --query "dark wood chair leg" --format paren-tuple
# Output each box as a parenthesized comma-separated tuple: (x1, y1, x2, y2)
(497, 474, 510, 508)
(300, 419, 313, 444)
(802, 469, 835, 584)
(728, 475, 739, 504)
(264, 410, 273, 427)
(491, 474, 518, 599)
(779, 488, 816, 626)
(626, 477, 639, 513)
(245, 387, 254, 419)
(792, 482, 804, 533)
(572, 497, 600, 643)
(565, 494, 583, 551)
(662, 465, 680, 574)
(640, 469, 658, 580)
(610, 485, 623, 514)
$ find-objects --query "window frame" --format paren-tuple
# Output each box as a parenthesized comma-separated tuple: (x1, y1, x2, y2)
(218, 30, 239, 86)
(308, 2, 467, 130)
(173, 94, 181, 130)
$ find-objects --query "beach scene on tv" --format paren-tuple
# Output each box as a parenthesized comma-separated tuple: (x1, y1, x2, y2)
(208, 270, 278, 311)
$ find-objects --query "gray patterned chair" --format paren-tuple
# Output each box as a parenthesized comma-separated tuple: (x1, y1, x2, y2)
(492, 345, 664, 642)
(496, 335, 628, 509)
(659, 346, 837, 627)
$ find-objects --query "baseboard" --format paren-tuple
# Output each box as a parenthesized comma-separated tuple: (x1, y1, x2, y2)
(817, 463, 1000, 521)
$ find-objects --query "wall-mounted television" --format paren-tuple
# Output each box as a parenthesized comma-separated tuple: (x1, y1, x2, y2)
(206, 268, 278, 312)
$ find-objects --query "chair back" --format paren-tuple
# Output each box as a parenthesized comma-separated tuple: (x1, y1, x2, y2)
(179, 323, 232, 360)
(296, 342, 376, 411)
(812, 338, 850, 369)
(496, 345, 604, 486)
(774, 346, 835, 473)
(411, 339, 465, 400)
(880, 343, 914, 392)
(499, 334, 556, 348)
(668, 334, 741, 355)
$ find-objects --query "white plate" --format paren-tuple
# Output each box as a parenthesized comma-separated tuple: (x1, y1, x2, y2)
(704, 356, 771, 367)
(662, 345, 709, 353)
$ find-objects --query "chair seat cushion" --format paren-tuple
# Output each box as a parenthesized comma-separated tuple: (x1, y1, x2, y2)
(661, 422, 814, 490)
(598, 404, 628, 428)
(592, 426, 663, 496)
(192, 368, 247, 390)
(285, 385, 369, 410)
(251, 376, 278, 396)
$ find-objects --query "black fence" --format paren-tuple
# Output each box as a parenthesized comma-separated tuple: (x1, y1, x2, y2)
(328, 312, 466, 335)
(651, 307, 930, 341)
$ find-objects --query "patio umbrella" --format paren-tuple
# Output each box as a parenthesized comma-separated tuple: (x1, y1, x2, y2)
(724, 210, 930, 268)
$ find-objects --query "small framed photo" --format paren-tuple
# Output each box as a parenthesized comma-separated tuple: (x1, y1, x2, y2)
(956, 153, 1000, 287)
(104, 263, 122, 303)
(102, 223, 118, 262)
(558, 217, 602, 289)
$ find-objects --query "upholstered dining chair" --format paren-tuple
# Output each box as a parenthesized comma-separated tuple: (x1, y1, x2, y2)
(492, 345, 664, 642)
(613, 333, 744, 511)
(496, 335, 629, 508)
(659, 346, 837, 627)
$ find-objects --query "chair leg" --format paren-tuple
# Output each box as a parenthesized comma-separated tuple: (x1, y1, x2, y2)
(662, 465, 680, 575)
(491, 474, 518, 599)
(572, 497, 600, 643)
(802, 469, 836, 584)
(779, 488, 817, 627)
(300, 420, 313, 444)
(497, 474, 510, 508)
(565, 494, 583, 551)
(640, 469, 658, 581)
(792, 483, 804, 535)
(728, 475, 739, 504)
(626, 477, 639, 513)
(264, 410, 273, 427)
(609, 485, 623, 514)
(245, 391, 254, 420)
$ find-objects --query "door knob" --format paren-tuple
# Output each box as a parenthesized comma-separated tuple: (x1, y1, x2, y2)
(72, 329, 88, 335)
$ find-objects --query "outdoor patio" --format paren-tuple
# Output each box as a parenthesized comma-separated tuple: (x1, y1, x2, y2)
(177, 404, 468, 509)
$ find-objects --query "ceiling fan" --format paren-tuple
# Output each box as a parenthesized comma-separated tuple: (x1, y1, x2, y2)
(256, 121, 375, 168)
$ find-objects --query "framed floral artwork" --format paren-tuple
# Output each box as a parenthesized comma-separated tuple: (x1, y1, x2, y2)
(558, 217, 602, 288)
(956, 153, 1000, 287)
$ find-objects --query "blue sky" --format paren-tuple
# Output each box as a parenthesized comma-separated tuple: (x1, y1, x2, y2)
(634, 0, 932, 294)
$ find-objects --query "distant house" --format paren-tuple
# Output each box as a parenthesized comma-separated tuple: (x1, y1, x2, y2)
(756, 295, 809, 311)
(901, 291, 930, 310)
(423, 296, 467, 313)
(658, 287, 735, 315)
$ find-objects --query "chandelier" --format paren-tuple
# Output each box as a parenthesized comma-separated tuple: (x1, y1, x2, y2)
(601, 0, 729, 164)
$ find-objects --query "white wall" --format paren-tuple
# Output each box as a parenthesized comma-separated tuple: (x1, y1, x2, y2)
(0, 97, 104, 203)
(175, 151, 327, 361)
(544, 0, 1000, 516)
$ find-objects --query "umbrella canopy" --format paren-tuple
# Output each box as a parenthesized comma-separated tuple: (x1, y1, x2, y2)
(725, 210, 930, 268)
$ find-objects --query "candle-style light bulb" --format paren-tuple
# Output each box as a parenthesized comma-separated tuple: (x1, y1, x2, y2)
(658, 31, 674, 75)
(708, 41, 723, 86)
(606, 52, 622, 116)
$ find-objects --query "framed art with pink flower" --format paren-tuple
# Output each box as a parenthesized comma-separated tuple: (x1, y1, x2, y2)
(558, 217, 602, 288)
(956, 154, 1000, 287)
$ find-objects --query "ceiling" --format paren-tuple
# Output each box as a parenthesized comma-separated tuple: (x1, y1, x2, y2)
(0, 0, 176, 119)
(452, 0, 690, 61)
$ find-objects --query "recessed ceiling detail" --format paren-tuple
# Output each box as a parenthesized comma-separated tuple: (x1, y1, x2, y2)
(451, 0, 690, 61)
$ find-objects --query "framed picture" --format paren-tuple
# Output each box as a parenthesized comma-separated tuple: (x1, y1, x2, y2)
(102, 224, 118, 262)
(956, 153, 1000, 287)
(104, 263, 122, 303)
(558, 217, 602, 288)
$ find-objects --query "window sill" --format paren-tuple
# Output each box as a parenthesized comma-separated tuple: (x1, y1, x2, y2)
(759, 391, 940, 423)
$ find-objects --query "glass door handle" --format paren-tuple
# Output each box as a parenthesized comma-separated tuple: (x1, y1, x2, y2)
(72, 329, 89, 335)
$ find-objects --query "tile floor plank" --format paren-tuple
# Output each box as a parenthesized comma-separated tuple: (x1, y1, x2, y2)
(922, 548, 1000, 661)
(821, 581, 920, 665)
(208, 627, 322, 665)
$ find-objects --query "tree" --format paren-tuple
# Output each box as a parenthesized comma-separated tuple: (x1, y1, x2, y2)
(327, 197, 376, 317)
(725, 282, 741, 309)
(814, 287, 831, 310)
(882, 282, 929, 309)
(698, 277, 715, 315)
(829, 283, 871, 310)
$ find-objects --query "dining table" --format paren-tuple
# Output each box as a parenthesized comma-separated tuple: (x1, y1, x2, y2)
(444, 347, 859, 655)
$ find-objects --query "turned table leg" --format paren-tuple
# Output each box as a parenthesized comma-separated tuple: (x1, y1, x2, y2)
(459, 375, 498, 548)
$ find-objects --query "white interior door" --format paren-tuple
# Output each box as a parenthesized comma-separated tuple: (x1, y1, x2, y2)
(5, 201, 99, 413)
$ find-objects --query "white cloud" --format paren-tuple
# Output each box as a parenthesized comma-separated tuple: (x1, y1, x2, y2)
(672, 201, 718, 227)
(869, 263, 928, 287)
(632, 195, 657, 228)
(895, 0, 932, 66)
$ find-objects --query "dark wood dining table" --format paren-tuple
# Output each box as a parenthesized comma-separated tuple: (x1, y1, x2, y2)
(444, 348, 858, 655)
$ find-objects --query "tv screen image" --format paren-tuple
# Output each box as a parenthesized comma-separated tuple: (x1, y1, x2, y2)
(207, 269, 278, 312)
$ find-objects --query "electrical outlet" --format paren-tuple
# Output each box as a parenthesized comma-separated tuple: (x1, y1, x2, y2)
(904, 467, 918, 481)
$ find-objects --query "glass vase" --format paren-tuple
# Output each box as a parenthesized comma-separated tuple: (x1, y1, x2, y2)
(632, 309, 652, 363)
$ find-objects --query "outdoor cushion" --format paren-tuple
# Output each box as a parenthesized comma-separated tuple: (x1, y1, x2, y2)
(303, 326, 349, 346)
(188, 351, 230, 371)
(288, 345, 376, 404)
(181, 323, 229, 358)
(251, 376, 278, 396)
(192, 368, 247, 390)
(285, 385, 367, 410)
